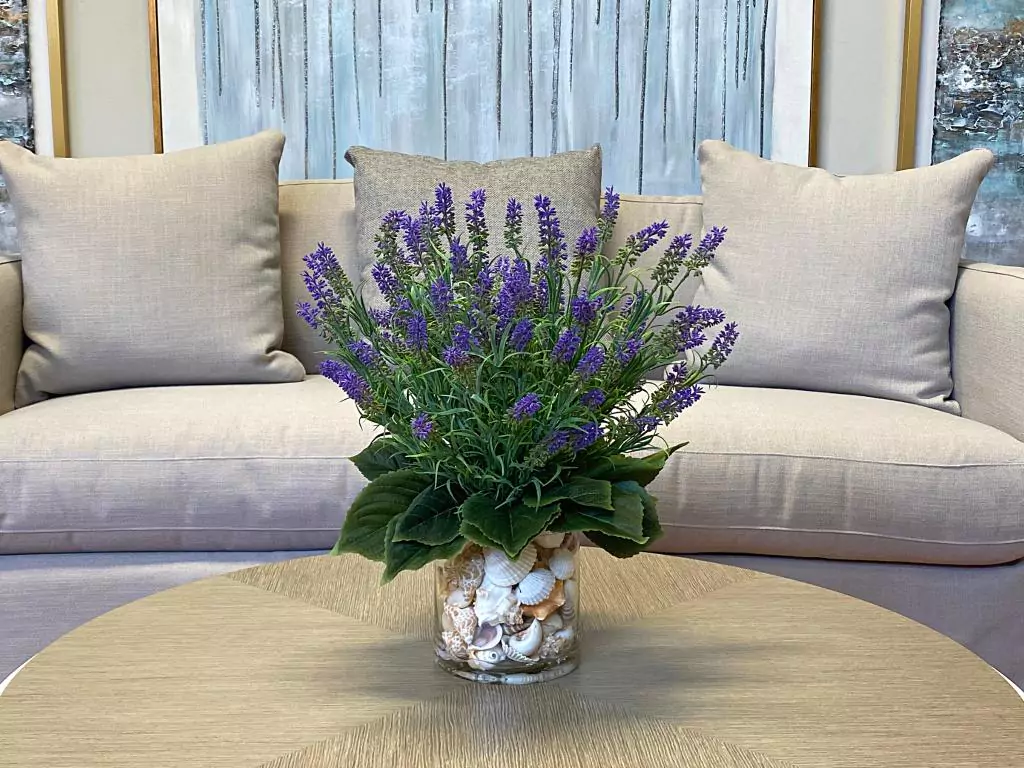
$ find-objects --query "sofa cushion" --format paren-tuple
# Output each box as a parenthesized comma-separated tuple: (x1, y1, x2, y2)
(0, 131, 305, 407)
(693, 140, 993, 414)
(651, 386, 1024, 566)
(0, 377, 371, 553)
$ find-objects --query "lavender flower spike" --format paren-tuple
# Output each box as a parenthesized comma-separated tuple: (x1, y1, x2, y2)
(432, 183, 456, 237)
(510, 393, 543, 421)
(575, 345, 606, 381)
(504, 197, 524, 252)
(551, 326, 582, 363)
(509, 318, 534, 351)
(465, 189, 488, 247)
(581, 388, 606, 408)
(405, 312, 428, 352)
(411, 413, 434, 440)
(429, 276, 454, 316)
(574, 421, 604, 450)
(534, 194, 567, 275)
(320, 360, 371, 406)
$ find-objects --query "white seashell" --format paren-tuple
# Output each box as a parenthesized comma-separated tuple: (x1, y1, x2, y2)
(553, 626, 576, 644)
(446, 587, 472, 608)
(483, 545, 537, 587)
(547, 548, 576, 580)
(523, 580, 565, 621)
(516, 568, 556, 605)
(533, 531, 565, 549)
(541, 613, 564, 636)
(445, 604, 478, 644)
(506, 617, 543, 657)
(442, 630, 470, 660)
(538, 627, 576, 660)
(468, 647, 506, 671)
(473, 583, 520, 626)
(502, 639, 536, 664)
(470, 623, 503, 651)
(563, 577, 579, 611)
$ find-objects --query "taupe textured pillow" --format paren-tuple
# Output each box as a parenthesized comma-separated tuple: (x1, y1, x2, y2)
(345, 146, 603, 279)
(693, 141, 993, 414)
(0, 131, 305, 407)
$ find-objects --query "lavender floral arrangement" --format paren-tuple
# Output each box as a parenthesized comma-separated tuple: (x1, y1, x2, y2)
(298, 185, 736, 580)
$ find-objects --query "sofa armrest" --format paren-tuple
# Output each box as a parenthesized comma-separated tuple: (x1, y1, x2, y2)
(951, 262, 1024, 442)
(0, 257, 23, 416)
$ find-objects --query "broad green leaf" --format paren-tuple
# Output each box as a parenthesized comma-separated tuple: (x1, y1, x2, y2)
(333, 470, 430, 561)
(383, 517, 467, 582)
(616, 480, 664, 546)
(390, 485, 461, 545)
(587, 530, 649, 558)
(461, 493, 559, 558)
(582, 445, 685, 487)
(348, 438, 408, 481)
(460, 517, 505, 550)
(551, 484, 647, 543)
(524, 476, 614, 511)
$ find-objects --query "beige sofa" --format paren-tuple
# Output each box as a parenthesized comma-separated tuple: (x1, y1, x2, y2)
(1, 181, 1022, 684)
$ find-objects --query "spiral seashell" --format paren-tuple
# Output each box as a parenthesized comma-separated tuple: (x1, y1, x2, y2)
(502, 639, 537, 664)
(506, 617, 543, 657)
(473, 582, 520, 626)
(483, 545, 537, 587)
(533, 531, 565, 549)
(547, 548, 576, 580)
(516, 568, 556, 605)
(442, 630, 470, 660)
(470, 622, 503, 651)
(444, 603, 478, 644)
(468, 647, 506, 671)
(541, 613, 564, 637)
(523, 580, 566, 621)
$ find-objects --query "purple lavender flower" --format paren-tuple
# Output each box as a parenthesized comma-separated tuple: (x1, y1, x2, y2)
(581, 388, 606, 408)
(707, 322, 739, 367)
(301, 242, 342, 317)
(657, 385, 705, 419)
(430, 276, 454, 315)
(546, 430, 572, 454)
(371, 263, 401, 300)
(465, 189, 488, 246)
(573, 227, 600, 270)
(432, 183, 456, 237)
(628, 220, 670, 254)
(678, 327, 707, 352)
(665, 361, 689, 384)
(534, 195, 567, 275)
(474, 263, 494, 298)
(504, 197, 524, 252)
(615, 336, 642, 364)
(570, 295, 604, 327)
(296, 301, 319, 330)
(651, 233, 695, 285)
(304, 241, 341, 277)
(405, 312, 428, 352)
(551, 326, 582, 364)
(575, 345, 606, 381)
(347, 340, 378, 366)
(320, 360, 371, 405)
(449, 237, 470, 276)
(676, 305, 726, 330)
(494, 257, 535, 327)
(598, 187, 621, 237)
(632, 415, 661, 434)
(442, 324, 474, 367)
(685, 226, 728, 271)
(574, 422, 604, 450)
(401, 215, 427, 261)
(509, 318, 534, 351)
(510, 393, 543, 421)
(411, 413, 434, 440)
(369, 307, 394, 328)
(699, 226, 728, 251)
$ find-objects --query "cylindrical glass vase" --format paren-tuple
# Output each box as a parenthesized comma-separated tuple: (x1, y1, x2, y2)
(435, 532, 580, 684)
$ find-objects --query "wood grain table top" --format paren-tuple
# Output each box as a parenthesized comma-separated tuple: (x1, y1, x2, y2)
(0, 550, 1021, 767)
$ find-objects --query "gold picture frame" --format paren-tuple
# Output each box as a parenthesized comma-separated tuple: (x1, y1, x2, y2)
(897, 0, 925, 170)
(46, 0, 70, 157)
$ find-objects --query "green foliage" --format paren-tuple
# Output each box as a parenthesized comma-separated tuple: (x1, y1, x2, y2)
(349, 438, 408, 480)
(389, 485, 462, 545)
(460, 493, 560, 558)
(333, 470, 430, 561)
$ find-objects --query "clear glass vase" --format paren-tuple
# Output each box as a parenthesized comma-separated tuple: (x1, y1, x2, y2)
(434, 532, 580, 684)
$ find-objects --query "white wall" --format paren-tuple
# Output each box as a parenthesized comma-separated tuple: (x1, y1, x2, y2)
(62, 0, 907, 173)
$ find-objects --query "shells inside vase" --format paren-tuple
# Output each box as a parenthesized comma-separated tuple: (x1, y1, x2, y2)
(435, 534, 580, 684)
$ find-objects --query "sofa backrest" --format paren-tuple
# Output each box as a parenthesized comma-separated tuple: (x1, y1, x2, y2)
(279, 181, 706, 373)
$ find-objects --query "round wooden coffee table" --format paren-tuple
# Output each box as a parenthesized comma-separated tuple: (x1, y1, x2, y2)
(1, 551, 1021, 767)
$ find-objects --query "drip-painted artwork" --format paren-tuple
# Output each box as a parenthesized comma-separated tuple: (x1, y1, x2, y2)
(934, 1, 1024, 265)
(154, 0, 815, 193)
(0, 0, 33, 254)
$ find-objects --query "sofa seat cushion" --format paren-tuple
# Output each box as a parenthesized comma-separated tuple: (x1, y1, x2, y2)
(0, 377, 371, 553)
(652, 386, 1024, 566)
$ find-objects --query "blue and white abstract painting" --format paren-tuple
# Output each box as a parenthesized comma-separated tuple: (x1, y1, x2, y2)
(157, 0, 813, 194)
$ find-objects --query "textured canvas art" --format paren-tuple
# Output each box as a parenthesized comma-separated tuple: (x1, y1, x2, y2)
(933, 0, 1024, 265)
(158, 0, 813, 194)
(0, 0, 32, 254)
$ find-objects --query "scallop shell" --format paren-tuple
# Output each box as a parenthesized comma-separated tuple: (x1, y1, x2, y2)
(444, 603, 478, 644)
(441, 630, 470, 660)
(516, 568, 556, 605)
(468, 647, 506, 671)
(505, 617, 543, 658)
(533, 531, 565, 549)
(470, 622, 503, 651)
(547, 548, 576, 580)
(483, 545, 537, 587)
(541, 613, 564, 636)
(473, 582, 521, 626)
(523, 580, 565, 621)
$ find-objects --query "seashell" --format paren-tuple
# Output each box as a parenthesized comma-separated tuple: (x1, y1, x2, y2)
(470, 622, 503, 651)
(538, 627, 575, 661)
(441, 607, 456, 632)
(446, 587, 473, 608)
(506, 617, 543, 658)
(444, 603, 478, 644)
(443, 547, 485, 600)
(502, 639, 537, 664)
(473, 582, 521, 626)
(523, 580, 565, 621)
(547, 548, 576, 580)
(516, 568, 556, 605)
(442, 630, 470, 660)
(541, 613, 564, 636)
(533, 531, 565, 549)
(468, 647, 506, 671)
(483, 545, 537, 587)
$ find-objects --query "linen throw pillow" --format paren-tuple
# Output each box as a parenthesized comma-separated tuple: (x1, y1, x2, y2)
(693, 141, 993, 414)
(0, 131, 305, 407)
(345, 146, 603, 286)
